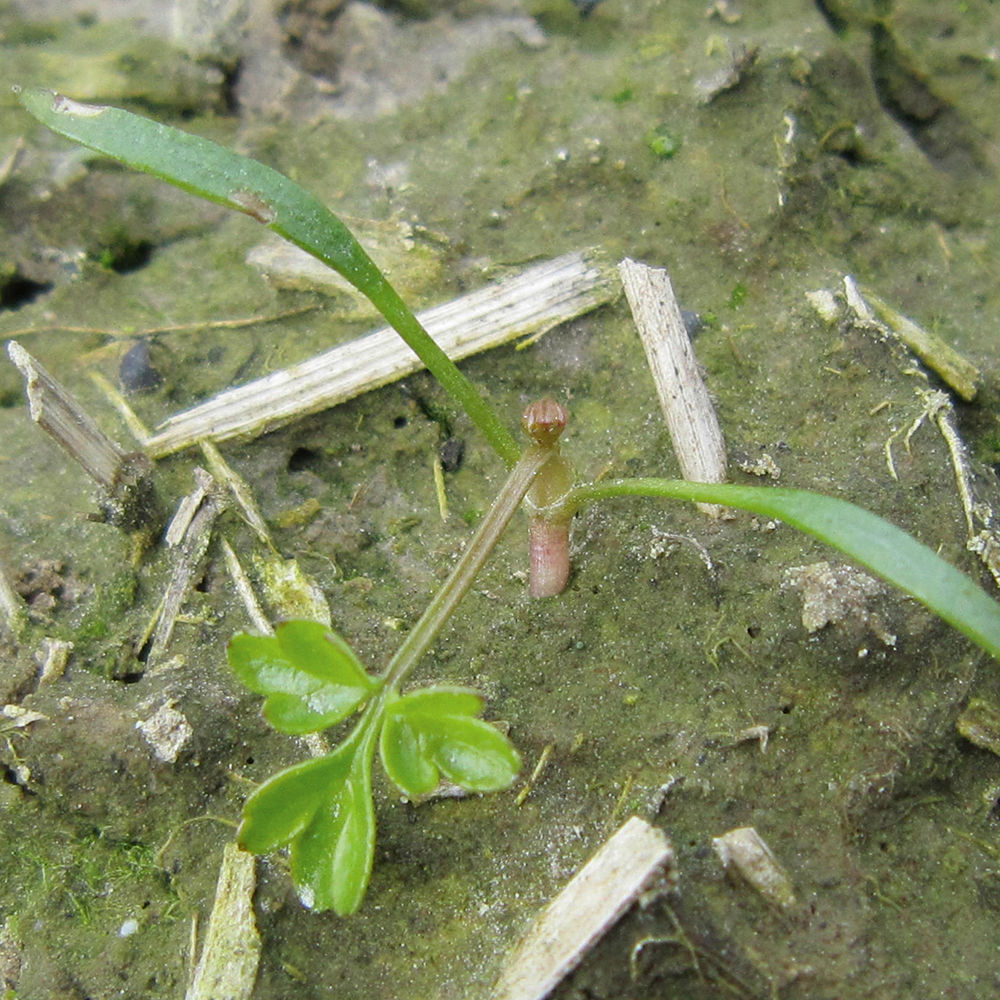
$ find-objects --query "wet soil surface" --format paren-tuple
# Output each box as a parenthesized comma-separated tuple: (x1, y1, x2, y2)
(2, 1, 1000, 997)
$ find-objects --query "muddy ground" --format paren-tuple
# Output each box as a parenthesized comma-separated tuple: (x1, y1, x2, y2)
(2, 0, 1000, 997)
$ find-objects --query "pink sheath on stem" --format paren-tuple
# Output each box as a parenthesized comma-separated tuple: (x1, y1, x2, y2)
(522, 398, 573, 599)
(529, 518, 571, 598)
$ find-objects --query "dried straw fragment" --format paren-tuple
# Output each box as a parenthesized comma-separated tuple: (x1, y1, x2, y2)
(0, 558, 28, 640)
(146, 470, 221, 665)
(712, 825, 797, 911)
(618, 258, 728, 515)
(185, 843, 260, 1000)
(8, 341, 126, 488)
(145, 249, 618, 456)
(8, 341, 162, 532)
(494, 816, 676, 1000)
(858, 281, 980, 402)
(220, 540, 271, 634)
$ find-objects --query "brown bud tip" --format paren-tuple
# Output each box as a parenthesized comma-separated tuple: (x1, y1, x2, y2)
(522, 397, 568, 447)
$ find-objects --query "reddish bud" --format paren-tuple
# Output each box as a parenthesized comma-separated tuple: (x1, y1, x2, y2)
(522, 398, 568, 448)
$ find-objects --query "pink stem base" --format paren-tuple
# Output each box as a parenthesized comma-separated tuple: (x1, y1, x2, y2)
(529, 518, 571, 598)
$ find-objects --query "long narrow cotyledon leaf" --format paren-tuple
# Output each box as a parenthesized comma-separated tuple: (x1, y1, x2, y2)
(15, 86, 520, 465)
(569, 480, 1000, 662)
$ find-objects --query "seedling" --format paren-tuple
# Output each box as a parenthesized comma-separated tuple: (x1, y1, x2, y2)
(227, 427, 553, 913)
(17, 88, 1000, 913)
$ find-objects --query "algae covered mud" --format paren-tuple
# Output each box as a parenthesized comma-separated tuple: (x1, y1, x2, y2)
(2, 0, 1000, 997)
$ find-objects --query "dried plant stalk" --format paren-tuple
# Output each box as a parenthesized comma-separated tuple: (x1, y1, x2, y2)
(8, 341, 125, 487)
(9, 341, 163, 532)
(146, 472, 221, 665)
(145, 250, 618, 456)
(494, 816, 676, 1000)
(185, 843, 260, 1000)
(618, 258, 727, 515)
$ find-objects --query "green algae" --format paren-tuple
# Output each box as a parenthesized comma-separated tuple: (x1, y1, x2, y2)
(0, 15, 226, 112)
(1, 0, 1000, 997)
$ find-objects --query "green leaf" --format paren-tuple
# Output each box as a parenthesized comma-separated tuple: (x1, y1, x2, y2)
(379, 701, 439, 798)
(390, 686, 486, 718)
(15, 87, 520, 465)
(380, 686, 521, 797)
(227, 620, 378, 734)
(238, 751, 350, 855)
(290, 746, 375, 915)
(425, 714, 522, 791)
(571, 479, 1000, 663)
(239, 725, 378, 914)
(15, 87, 379, 292)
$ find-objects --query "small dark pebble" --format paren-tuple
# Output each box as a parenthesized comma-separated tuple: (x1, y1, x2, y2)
(119, 340, 161, 393)
(681, 309, 705, 337)
(439, 437, 465, 473)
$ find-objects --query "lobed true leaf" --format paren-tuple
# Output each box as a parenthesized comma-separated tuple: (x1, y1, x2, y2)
(380, 686, 521, 797)
(380, 706, 438, 798)
(238, 750, 352, 856)
(227, 620, 379, 734)
(290, 747, 375, 915)
(424, 713, 522, 792)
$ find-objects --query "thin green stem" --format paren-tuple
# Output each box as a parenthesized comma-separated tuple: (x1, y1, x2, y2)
(353, 701, 382, 772)
(383, 445, 551, 689)
(320, 703, 380, 777)
(564, 477, 1000, 662)
(364, 280, 521, 466)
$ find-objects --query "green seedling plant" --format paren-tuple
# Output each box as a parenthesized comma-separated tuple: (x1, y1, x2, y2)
(227, 424, 553, 913)
(17, 87, 1000, 913)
